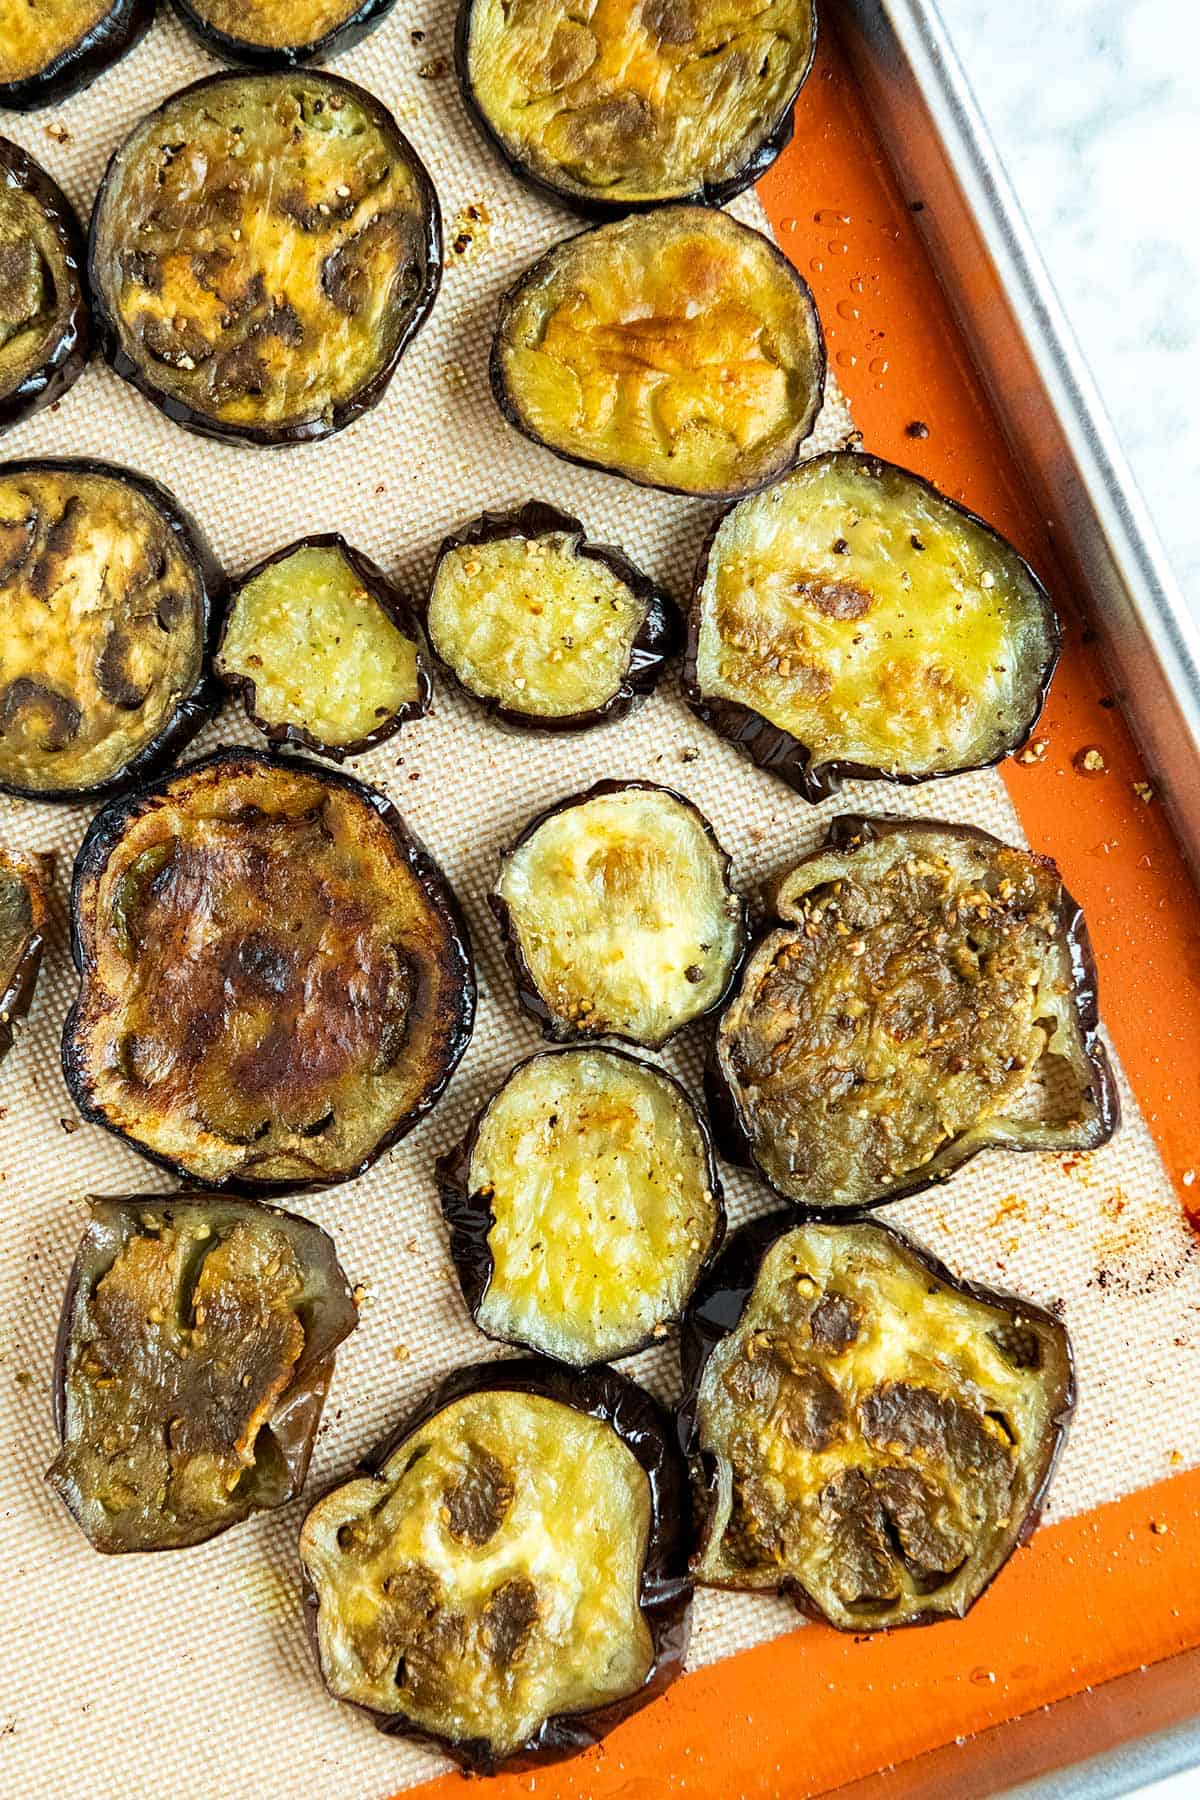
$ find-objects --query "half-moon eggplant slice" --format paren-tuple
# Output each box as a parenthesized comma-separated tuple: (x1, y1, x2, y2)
(439, 1048, 724, 1365)
(457, 0, 817, 214)
(0, 139, 89, 433)
(89, 72, 442, 446)
(491, 779, 746, 1048)
(47, 1192, 358, 1553)
(710, 815, 1118, 1211)
(172, 0, 399, 70)
(0, 460, 219, 802)
(680, 1213, 1074, 1629)
(686, 452, 1060, 799)
(0, 0, 152, 112)
(63, 747, 475, 1191)
(215, 534, 430, 760)
(300, 1358, 691, 1772)
(491, 207, 825, 498)
(0, 847, 50, 1066)
(424, 501, 677, 731)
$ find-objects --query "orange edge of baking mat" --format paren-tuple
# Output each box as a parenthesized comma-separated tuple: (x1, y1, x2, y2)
(403, 23, 1200, 1800)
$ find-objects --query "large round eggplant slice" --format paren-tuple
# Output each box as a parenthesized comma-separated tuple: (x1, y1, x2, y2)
(457, 0, 817, 214)
(89, 72, 442, 447)
(63, 747, 475, 1191)
(300, 1358, 691, 1772)
(424, 501, 677, 731)
(0, 139, 89, 433)
(172, 0, 399, 71)
(439, 1048, 723, 1365)
(686, 452, 1060, 799)
(0, 461, 219, 802)
(710, 815, 1118, 1212)
(0, 0, 152, 112)
(0, 847, 50, 1066)
(47, 1193, 358, 1554)
(679, 1213, 1073, 1629)
(491, 780, 746, 1048)
(491, 207, 825, 498)
(216, 535, 430, 760)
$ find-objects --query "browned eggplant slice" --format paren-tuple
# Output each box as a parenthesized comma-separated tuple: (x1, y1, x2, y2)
(88, 72, 442, 446)
(439, 1048, 724, 1365)
(679, 1213, 1074, 1628)
(0, 0, 152, 112)
(62, 747, 475, 1191)
(0, 847, 50, 1065)
(299, 1358, 691, 1772)
(457, 0, 817, 214)
(424, 501, 677, 731)
(0, 460, 219, 802)
(0, 139, 89, 432)
(710, 815, 1118, 1211)
(172, 0, 399, 70)
(47, 1192, 358, 1553)
(491, 779, 746, 1048)
(216, 535, 430, 760)
(491, 207, 825, 498)
(685, 452, 1060, 799)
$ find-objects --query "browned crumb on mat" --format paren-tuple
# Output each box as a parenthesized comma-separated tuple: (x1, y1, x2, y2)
(1073, 746, 1107, 776)
(1016, 737, 1049, 764)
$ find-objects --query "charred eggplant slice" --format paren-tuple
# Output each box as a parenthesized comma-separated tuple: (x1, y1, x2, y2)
(492, 207, 825, 498)
(63, 747, 475, 1191)
(680, 1213, 1073, 1628)
(172, 0, 398, 70)
(0, 139, 89, 433)
(0, 461, 218, 801)
(216, 535, 430, 759)
(710, 815, 1118, 1211)
(48, 1193, 357, 1553)
(491, 780, 746, 1048)
(0, 0, 151, 112)
(424, 501, 677, 731)
(89, 72, 442, 446)
(300, 1358, 691, 1771)
(439, 1048, 723, 1365)
(0, 847, 50, 1066)
(686, 452, 1060, 798)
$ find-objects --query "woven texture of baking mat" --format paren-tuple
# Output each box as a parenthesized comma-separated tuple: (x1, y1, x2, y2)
(1, 11, 1198, 1799)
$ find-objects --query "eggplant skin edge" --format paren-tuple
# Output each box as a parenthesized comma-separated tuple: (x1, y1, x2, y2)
(0, 139, 91, 433)
(300, 1355, 693, 1774)
(170, 0, 400, 70)
(677, 1208, 1076, 1630)
(0, 0, 153, 112)
(0, 850, 52, 1065)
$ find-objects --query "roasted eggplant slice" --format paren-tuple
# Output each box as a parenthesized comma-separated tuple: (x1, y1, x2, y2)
(710, 815, 1118, 1211)
(47, 1193, 357, 1553)
(0, 847, 50, 1066)
(0, 0, 152, 112)
(457, 0, 817, 213)
(172, 0, 399, 70)
(424, 501, 677, 731)
(0, 139, 89, 433)
(63, 747, 475, 1191)
(300, 1358, 691, 1772)
(679, 1213, 1073, 1628)
(89, 72, 442, 446)
(0, 461, 218, 802)
(491, 780, 746, 1048)
(439, 1048, 723, 1365)
(491, 207, 825, 498)
(216, 535, 430, 759)
(686, 452, 1060, 799)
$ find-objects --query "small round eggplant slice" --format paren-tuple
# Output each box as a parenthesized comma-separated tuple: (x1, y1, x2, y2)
(680, 1213, 1074, 1628)
(0, 847, 50, 1065)
(216, 535, 430, 760)
(0, 461, 218, 802)
(0, 0, 152, 112)
(686, 452, 1060, 799)
(0, 139, 89, 433)
(458, 0, 816, 214)
(492, 207, 825, 499)
(439, 1048, 723, 1365)
(172, 0, 399, 70)
(299, 1358, 691, 1772)
(491, 779, 746, 1048)
(63, 747, 475, 1191)
(424, 501, 677, 731)
(47, 1193, 358, 1554)
(710, 815, 1118, 1211)
(89, 72, 442, 447)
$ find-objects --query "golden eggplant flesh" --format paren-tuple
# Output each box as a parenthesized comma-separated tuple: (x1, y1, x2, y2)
(0, 847, 50, 1064)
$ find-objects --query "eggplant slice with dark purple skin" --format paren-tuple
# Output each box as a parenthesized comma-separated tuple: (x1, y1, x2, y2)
(679, 1212, 1074, 1629)
(0, 0, 152, 112)
(0, 460, 219, 802)
(0, 847, 51, 1066)
(63, 747, 475, 1191)
(172, 0, 399, 72)
(491, 779, 746, 1048)
(88, 72, 442, 447)
(216, 534, 430, 760)
(710, 815, 1118, 1212)
(685, 451, 1060, 799)
(47, 1193, 358, 1554)
(0, 139, 90, 433)
(424, 501, 677, 731)
(439, 1048, 724, 1365)
(491, 206, 825, 498)
(300, 1357, 691, 1772)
